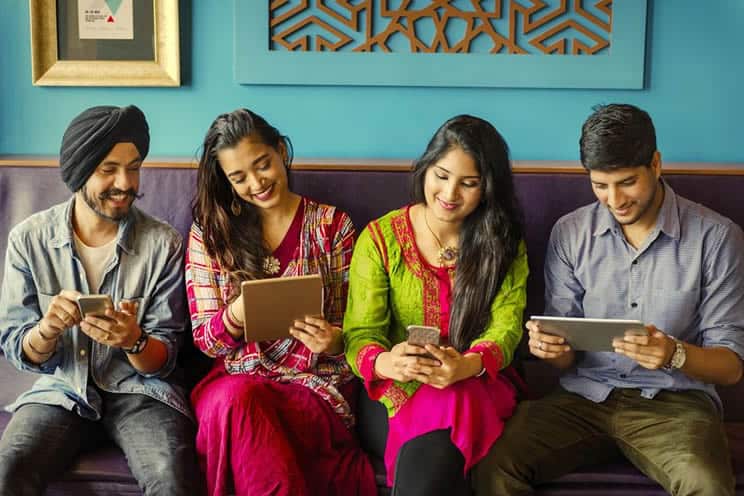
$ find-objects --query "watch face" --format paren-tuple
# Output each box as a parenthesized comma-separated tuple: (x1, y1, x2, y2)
(671, 342, 687, 369)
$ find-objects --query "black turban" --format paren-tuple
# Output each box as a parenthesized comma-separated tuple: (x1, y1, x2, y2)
(59, 105, 150, 192)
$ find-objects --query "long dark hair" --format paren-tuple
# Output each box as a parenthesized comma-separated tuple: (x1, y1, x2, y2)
(412, 115, 524, 352)
(192, 108, 293, 296)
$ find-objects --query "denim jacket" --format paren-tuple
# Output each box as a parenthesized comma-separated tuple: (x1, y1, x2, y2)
(0, 197, 192, 420)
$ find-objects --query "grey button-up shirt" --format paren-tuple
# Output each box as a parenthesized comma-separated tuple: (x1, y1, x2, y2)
(545, 181, 744, 411)
(0, 197, 192, 420)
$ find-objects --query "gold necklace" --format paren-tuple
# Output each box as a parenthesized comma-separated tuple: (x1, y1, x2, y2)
(423, 208, 459, 265)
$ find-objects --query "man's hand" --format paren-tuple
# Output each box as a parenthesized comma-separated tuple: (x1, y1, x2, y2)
(527, 320, 572, 359)
(374, 342, 441, 382)
(289, 316, 343, 354)
(80, 300, 142, 349)
(612, 324, 675, 369)
(39, 289, 83, 339)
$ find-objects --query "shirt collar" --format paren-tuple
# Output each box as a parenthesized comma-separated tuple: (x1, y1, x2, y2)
(592, 179, 680, 241)
(49, 196, 137, 254)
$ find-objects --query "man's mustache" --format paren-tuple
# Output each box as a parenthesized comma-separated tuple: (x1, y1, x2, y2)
(98, 188, 143, 200)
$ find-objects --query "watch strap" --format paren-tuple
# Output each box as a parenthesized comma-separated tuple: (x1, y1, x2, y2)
(122, 330, 149, 355)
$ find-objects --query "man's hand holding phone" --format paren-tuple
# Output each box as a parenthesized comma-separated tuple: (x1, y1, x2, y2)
(39, 289, 83, 339)
(78, 296, 142, 349)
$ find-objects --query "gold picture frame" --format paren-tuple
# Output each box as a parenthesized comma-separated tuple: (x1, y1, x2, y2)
(30, 0, 180, 86)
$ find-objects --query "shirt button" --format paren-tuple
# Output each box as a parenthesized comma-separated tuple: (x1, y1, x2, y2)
(79, 349, 87, 357)
(631, 302, 638, 308)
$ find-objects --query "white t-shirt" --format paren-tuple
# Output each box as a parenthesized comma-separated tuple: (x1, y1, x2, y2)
(73, 232, 117, 293)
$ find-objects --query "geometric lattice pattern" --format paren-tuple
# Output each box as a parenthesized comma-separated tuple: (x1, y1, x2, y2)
(270, 0, 612, 54)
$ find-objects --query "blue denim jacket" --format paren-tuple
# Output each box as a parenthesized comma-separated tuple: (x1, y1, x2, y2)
(0, 197, 192, 420)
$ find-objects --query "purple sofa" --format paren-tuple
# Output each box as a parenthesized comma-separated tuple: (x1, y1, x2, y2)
(0, 161, 743, 495)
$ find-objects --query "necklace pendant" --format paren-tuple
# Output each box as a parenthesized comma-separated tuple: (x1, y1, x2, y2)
(263, 256, 281, 275)
(438, 246, 459, 264)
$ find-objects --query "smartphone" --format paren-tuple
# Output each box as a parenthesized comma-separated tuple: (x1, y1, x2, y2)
(77, 294, 114, 319)
(406, 325, 441, 348)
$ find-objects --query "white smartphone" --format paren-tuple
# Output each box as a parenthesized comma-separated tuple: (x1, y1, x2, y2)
(77, 294, 114, 319)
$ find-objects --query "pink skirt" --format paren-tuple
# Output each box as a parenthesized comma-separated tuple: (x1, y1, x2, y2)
(385, 372, 517, 486)
(191, 365, 377, 496)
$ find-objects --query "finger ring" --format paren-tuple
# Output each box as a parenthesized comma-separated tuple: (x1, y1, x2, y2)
(538, 342, 545, 351)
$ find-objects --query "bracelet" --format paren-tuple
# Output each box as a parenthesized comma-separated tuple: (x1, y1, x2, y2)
(122, 330, 149, 355)
(224, 303, 242, 330)
(37, 326, 57, 341)
(26, 332, 54, 358)
(473, 351, 486, 377)
(372, 352, 390, 380)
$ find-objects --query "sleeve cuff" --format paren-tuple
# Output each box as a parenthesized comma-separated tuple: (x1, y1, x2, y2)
(356, 343, 387, 392)
(210, 308, 244, 349)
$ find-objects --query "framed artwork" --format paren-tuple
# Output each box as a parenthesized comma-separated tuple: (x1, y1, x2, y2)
(30, 0, 180, 86)
(235, 0, 647, 89)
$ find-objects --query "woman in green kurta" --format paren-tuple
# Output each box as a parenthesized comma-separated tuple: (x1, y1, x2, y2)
(344, 115, 529, 495)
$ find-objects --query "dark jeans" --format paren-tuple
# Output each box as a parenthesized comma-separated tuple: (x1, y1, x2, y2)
(0, 391, 202, 496)
(473, 387, 735, 496)
(358, 388, 471, 496)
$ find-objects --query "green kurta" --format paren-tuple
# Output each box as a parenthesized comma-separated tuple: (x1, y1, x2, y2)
(344, 207, 529, 415)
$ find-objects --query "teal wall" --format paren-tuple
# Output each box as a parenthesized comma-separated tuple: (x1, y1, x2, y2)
(1, 1, 742, 162)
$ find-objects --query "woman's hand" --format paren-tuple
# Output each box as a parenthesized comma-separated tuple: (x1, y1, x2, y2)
(414, 346, 482, 389)
(290, 316, 343, 354)
(373, 342, 441, 382)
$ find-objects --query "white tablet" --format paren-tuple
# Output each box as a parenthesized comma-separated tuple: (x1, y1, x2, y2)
(530, 316, 647, 352)
(241, 274, 324, 343)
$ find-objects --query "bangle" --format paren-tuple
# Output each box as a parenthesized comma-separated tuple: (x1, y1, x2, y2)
(372, 352, 390, 380)
(26, 332, 54, 359)
(37, 326, 57, 341)
(224, 303, 242, 329)
(473, 352, 486, 377)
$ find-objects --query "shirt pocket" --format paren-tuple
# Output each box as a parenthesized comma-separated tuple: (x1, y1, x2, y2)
(649, 288, 699, 336)
(582, 294, 627, 319)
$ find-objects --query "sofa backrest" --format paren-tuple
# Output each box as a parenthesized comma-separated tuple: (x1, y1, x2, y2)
(1, 164, 743, 419)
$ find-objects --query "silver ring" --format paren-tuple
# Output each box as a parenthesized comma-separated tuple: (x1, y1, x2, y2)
(538, 342, 545, 351)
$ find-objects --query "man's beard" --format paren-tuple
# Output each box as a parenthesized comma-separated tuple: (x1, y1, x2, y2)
(81, 185, 141, 222)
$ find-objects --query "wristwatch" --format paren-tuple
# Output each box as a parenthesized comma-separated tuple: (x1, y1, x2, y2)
(663, 338, 687, 371)
(122, 330, 149, 355)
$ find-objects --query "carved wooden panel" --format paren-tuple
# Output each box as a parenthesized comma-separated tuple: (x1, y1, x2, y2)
(270, 0, 612, 55)
(235, 0, 647, 88)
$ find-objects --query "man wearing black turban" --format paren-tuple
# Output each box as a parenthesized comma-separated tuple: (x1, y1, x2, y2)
(0, 105, 203, 495)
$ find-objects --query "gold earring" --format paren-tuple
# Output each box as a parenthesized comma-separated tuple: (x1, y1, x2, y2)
(230, 195, 242, 216)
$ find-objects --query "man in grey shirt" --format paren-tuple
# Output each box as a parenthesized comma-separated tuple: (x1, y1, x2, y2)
(474, 104, 744, 495)
(0, 105, 202, 495)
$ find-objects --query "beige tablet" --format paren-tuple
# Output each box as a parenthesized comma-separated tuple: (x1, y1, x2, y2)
(241, 274, 324, 343)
